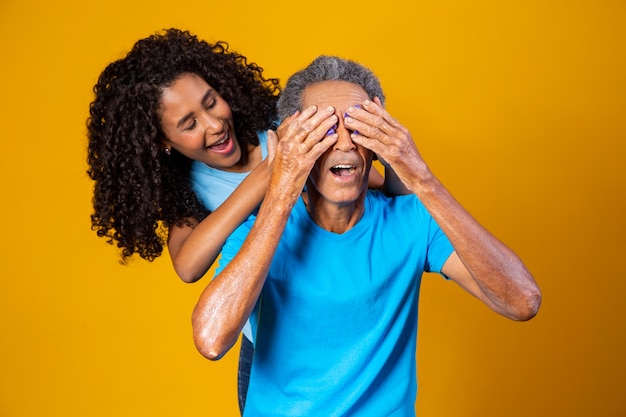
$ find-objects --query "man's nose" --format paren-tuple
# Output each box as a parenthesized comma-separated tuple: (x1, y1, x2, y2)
(334, 123, 356, 152)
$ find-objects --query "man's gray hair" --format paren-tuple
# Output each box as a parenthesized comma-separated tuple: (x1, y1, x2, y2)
(277, 55, 385, 121)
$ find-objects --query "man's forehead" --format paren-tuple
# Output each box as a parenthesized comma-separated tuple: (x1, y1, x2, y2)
(301, 81, 369, 109)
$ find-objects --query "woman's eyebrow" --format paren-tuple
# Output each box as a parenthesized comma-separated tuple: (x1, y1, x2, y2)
(200, 88, 214, 106)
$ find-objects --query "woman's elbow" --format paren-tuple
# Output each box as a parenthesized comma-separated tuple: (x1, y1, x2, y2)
(173, 261, 204, 284)
(179, 271, 202, 284)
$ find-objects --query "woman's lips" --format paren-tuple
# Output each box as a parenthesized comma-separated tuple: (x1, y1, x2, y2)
(207, 135, 234, 154)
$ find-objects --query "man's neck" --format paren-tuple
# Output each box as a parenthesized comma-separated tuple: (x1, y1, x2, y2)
(302, 191, 366, 234)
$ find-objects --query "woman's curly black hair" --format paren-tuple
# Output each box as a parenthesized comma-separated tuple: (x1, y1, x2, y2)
(87, 28, 280, 262)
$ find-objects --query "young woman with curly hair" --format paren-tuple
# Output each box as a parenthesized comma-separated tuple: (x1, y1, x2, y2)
(87, 28, 280, 279)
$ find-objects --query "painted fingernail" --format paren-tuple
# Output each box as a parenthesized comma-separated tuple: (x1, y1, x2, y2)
(352, 105, 361, 135)
(343, 117, 359, 135)
(344, 104, 361, 118)
(326, 123, 338, 136)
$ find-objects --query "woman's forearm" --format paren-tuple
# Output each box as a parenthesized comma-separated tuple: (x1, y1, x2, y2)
(168, 160, 270, 283)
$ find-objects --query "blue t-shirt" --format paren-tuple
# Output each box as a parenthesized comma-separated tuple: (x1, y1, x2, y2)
(190, 131, 268, 212)
(217, 191, 454, 416)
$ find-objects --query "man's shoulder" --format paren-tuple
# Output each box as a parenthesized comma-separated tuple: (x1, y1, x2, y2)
(365, 191, 432, 226)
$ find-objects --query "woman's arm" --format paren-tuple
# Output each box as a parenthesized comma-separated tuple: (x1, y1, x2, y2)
(367, 166, 385, 189)
(168, 159, 270, 283)
(368, 161, 411, 195)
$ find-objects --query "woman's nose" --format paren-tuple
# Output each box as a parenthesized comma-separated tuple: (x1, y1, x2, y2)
(201, 113, 225, 134)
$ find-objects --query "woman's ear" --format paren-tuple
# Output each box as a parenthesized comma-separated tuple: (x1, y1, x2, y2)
(159, 140, 172, 156)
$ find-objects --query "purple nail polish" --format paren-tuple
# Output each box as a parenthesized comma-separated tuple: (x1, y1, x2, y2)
(353, 105, 361, 134)
(326, 123, 338, 136)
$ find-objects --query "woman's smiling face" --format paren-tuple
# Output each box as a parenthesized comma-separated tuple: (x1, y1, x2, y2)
(159, 72, 244, 171)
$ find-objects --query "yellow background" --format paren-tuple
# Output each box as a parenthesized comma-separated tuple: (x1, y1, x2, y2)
(1, 0, 624, 415)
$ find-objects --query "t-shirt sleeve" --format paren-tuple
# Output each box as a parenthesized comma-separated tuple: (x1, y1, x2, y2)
(421, 204, 455, 276)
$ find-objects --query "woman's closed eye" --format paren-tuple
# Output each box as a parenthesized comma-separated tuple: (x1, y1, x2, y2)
(184, 119, 198, 131)
(204, 98, 216, 110)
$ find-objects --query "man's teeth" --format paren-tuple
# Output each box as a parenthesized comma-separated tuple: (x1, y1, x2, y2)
(331, 165, 356, 176)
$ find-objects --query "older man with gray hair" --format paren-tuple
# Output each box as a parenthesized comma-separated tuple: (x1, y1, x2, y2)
(192, 55, 541, 416)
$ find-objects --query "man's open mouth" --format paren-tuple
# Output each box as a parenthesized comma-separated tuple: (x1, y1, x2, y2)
(330, 164, 356, 177)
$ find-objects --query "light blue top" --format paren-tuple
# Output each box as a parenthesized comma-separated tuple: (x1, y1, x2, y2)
(217, 191, 455, 416)
(190, 131, 268, 212)
(190, 131, 268, 341)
